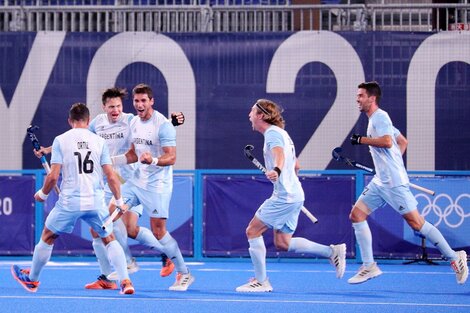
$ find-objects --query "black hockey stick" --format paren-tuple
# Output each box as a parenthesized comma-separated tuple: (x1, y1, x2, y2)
(244, 145, 318, 224)
(332, 147, 435, 196)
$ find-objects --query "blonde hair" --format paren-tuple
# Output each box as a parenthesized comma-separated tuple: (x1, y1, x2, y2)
(254, 99, 285, 129)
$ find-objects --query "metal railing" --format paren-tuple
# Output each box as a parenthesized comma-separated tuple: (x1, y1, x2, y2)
(1, 3, 469, 32)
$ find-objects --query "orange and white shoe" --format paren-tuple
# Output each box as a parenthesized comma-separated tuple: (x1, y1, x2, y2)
(160, 254, 175, 277)
(85, 274, 118, 290)
(120, 279, 135, 295)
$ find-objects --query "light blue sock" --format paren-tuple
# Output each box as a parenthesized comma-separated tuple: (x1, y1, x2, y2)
(420, 221, 456, 260)
(135, 227, 164, 253)
(113, 219, 132, 264)
(92, 237, 113, 276)
(106, 240, 129, 282)
(288, 237, 331, 258)
(353, 221, 374, 266)
(29, 239, 53, 282)
(159, 232, 188, 274)
(248, 236, 267, 283)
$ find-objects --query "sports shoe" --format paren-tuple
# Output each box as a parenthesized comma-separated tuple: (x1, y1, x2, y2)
(160, 254, 175, 277)
(451, 250, 468, 285)
(119, 279, 135, 295)
(85, 274, 118, 290)
(329, 244, 346, 278)
(11, 265, 39, 293)
(107, 257, 140, 280)
(347, 262, 383, 284)
(169, 272, 195, 291)
(236, 278, 273, 292)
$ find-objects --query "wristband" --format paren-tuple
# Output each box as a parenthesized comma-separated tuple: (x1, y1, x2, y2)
(151, 157, 159, 166)
(36, 189, 49, 200)
(115, 197, 124, 207)
(111, 154, 127, 166)
(273, 167, 282, 176)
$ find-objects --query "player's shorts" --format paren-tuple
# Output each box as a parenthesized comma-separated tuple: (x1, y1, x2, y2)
(104, 183, 145, 217)
(255, 198, 303, 234)
(45, 207, 112, 238)
(121, 182, 171, 219)
(357, 181, 418, 215)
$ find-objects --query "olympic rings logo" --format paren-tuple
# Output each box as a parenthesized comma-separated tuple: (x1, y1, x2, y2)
(416, 193, 470, 228)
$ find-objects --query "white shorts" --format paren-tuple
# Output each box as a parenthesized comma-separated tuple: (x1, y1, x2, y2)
(255, 198, 303, 234)
(45, 207, 112, 238)
(121, 182, 171, 219)
(357, 181, 418, 215)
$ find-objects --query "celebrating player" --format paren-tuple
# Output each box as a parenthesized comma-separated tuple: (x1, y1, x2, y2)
(33, 88, 184, 289)
(236, 99, 346, 293)
(347, 81, 468, 284)
(11, 103, 134, 294)
(109, 83, 194, 291)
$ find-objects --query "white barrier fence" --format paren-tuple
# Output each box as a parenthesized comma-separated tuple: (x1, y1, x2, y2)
(0, 3, 469, 33)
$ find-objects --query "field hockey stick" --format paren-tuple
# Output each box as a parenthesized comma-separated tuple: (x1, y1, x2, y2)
(332, 147, 435, 196)
(27, 125, 60, 195)
(102, 206, 121, 230)
(244, 145, 319, 224)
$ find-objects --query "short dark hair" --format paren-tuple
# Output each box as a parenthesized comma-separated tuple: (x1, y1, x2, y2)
(102, 87, 127, 105)
(69, 102, 90, 121)
(358, 81, 382, 104)
(132, 83, 153, 100)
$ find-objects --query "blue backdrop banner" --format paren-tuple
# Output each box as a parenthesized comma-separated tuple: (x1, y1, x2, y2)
(0, 32, 469, 172)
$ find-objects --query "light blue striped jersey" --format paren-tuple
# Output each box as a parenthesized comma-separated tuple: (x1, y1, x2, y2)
(263, 125, 305, 203)
(89, 112, 135, 181)
(367, 108, 409, 187)
(50, 128, 111, 211)
(128, 110, 176, 192)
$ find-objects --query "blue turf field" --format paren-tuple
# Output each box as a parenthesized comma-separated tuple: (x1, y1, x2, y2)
(2, 259, 470, 313)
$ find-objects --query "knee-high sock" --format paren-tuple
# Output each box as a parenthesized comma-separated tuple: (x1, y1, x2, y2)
(159, 232, 188, 273)
(135, 227, 164, 253)
(420, 221, 456, 260)
(248, 236, 267, 283)
(113, 219, 132, 264)
(353, 221, 374, 266)
(92, 237, 113, 276)
(29, 240, 53, 282)
(288, 237, 331, 258)
(106, 240, 129, 282)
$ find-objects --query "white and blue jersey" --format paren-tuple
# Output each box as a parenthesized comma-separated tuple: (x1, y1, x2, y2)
(89, 112, 135, 182)
(128, 111, 175, 193)
(358, 109, 418, 214)
(50, 128, 111, 212)
(263, 125, 304, 203)
(255, 125, 304, 233)
(367, 109, 409, 188)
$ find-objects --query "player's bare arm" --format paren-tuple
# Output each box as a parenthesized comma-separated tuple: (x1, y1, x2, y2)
(34, 163, 60, 202)
(266, 146, 284, 182)
(33, 145, 52, 158)
(140, 146, 176, 166)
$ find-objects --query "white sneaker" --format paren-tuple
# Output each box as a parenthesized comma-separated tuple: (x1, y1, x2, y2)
(329, 244, 346, 278)
(451, 250, 468, 285)
(169, 272, 195, 291)
(347, 262, 383, 284)
(236, 278, 273, 292)
(107, 258, 140, 280)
